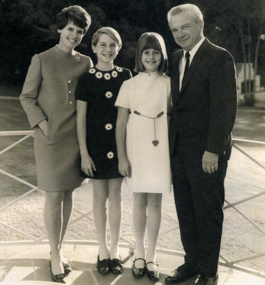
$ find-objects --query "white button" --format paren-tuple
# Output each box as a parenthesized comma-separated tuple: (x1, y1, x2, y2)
(105, 91, 113, 98)
(107, 152, 114, 159)
(105, 123, 113, 130)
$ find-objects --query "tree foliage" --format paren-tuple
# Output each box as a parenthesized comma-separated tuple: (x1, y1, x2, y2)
(0, 0, 264, 87)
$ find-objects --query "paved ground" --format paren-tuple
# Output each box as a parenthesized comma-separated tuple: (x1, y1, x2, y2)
(1, 244, 265, 285)
(0, 97, 265, 284)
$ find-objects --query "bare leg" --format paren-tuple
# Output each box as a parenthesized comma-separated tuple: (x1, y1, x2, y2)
(92, 179, 109, 260)
(44, 191, 65, 275)
(133, 193, 147, 268)
(59, 189, 75, 264)
(108, 178, 123, 260)
(146, 193, 162, 272)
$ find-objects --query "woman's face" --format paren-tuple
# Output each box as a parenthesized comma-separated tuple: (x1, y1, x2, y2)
(141, 48, 162, 73)
(58, 20, 85, 52)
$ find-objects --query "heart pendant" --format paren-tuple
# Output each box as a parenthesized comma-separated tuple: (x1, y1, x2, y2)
(152, 140, 159, 147)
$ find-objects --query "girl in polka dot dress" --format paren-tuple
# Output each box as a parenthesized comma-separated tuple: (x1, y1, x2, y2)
(76, 27, 132, 275)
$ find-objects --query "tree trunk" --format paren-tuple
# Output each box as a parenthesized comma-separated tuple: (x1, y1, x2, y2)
(253, 19, 264, 97)
(247, 18, 252, 97)
(239, 26, 248, 98)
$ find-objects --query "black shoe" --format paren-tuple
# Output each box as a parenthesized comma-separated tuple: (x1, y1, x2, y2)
(109, 258, 123, 274)
(146, 261, 160, 281)
(63, 262, 71, 276)
(97, 255, 110, 274)
(165, 263, 200, 284)
(49, 261, 65, 283)
(50, 251, 71, 276)
(132, 258, 145, 278)
(195, 273, 218, 285)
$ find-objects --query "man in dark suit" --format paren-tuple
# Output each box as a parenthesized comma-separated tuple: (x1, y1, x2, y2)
(165, 4, 237, 285)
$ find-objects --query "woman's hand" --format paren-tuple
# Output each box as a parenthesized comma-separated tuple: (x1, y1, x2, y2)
(118, 157, 131, 177)
(81, 154, 96, 177)
(38, 120, 48, 137)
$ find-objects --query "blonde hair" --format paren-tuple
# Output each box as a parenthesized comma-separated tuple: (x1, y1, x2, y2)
(134, 32, 168, 73)
(91, 27, 122, 48)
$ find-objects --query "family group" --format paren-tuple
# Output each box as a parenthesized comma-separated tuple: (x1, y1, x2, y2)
(20, 3, 237, 285)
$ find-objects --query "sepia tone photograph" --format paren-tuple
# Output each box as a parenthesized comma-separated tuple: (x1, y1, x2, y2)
(0, 0, 265, 284)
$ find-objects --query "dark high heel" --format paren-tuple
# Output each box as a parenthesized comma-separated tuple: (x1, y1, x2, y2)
(49, 261, 65, 283)
(146, 261, 160, 281)
(132, 258, 145, 278)
(63, 262, 71, 276)
(50, 251, 71, 276)
(97, 255, 110, 274)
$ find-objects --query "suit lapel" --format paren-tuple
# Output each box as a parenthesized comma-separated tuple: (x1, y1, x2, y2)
(171, 50, 182, 106)
(179, 39, 210, 96)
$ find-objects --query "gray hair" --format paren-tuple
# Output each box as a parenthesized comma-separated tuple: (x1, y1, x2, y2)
(167, 4, 204, 24)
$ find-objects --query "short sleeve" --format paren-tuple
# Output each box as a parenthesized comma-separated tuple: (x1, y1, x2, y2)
(115, 80, 131, 109)
(76, 72, 89, 102)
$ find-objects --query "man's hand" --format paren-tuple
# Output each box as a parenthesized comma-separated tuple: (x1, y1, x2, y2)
(202, 151, 219, 174)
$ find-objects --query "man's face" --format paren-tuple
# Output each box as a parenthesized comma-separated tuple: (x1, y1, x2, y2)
(169, 11, 203, 51)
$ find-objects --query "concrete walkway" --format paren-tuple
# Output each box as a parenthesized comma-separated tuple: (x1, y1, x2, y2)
(0, 244, 265, 285)
(1, 99, 265, 285)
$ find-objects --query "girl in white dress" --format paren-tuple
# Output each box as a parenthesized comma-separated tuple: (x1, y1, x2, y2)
(115, 32, 171, 281)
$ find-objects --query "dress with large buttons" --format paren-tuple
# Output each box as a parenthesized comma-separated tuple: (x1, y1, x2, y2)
(76, 66, 132, 179)
(20, 46, 93, 192)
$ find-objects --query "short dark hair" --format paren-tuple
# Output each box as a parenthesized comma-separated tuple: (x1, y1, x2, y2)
(134, 32, 168, 73)
(57, 5, 91, 34)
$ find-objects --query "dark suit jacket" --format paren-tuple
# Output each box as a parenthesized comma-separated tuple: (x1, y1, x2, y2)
(169, 38, 238, 159)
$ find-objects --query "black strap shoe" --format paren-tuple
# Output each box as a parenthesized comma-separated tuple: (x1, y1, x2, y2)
(132, 258, 145, 278)
(97, 255, 110, 274)
(109, 258, 123, 274)
(146, 261, 160, 281)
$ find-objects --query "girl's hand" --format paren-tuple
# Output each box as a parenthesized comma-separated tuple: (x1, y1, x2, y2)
(81, 154, 96, 177)
(118, 158, 131, 177)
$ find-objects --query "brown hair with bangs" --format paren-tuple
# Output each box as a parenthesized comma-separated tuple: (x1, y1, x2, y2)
(134, 32, 168, 73)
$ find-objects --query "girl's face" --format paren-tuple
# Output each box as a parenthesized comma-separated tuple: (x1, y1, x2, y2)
(58, 20, 85, 52)
(141, 48, 162, 73)
(92, 33, 120, 66)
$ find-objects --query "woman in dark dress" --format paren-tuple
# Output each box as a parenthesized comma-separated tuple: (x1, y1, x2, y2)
(76, 27, 131, 275)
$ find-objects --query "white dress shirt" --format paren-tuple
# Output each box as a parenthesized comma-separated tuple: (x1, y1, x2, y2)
(179, 36, 205, 91)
